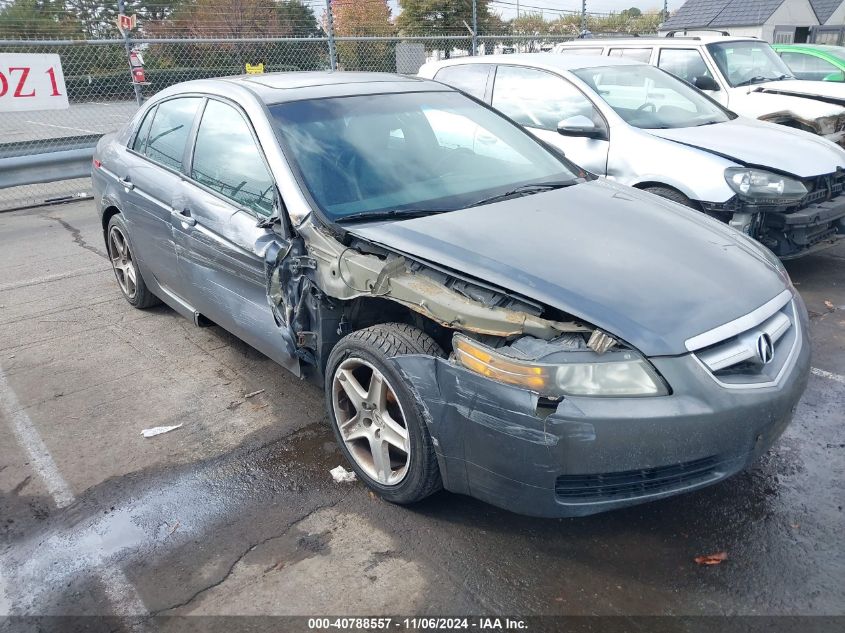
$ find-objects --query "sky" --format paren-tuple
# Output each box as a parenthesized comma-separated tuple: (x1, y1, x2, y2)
(487, 0, 688, 20)
(384, 0, 689, 21)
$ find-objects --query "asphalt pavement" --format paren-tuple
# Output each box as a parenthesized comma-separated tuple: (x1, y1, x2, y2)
(0, 201, 843, 629)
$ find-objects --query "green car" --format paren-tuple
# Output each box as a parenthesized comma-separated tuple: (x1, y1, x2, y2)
(773, 44, 845, 82)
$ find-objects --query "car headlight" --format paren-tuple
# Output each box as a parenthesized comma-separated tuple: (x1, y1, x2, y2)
(453, 335, 668, 398)
(725, 167, 807, 204)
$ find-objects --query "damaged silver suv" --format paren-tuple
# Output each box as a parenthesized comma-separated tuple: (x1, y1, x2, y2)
(92, 72, 810, 517)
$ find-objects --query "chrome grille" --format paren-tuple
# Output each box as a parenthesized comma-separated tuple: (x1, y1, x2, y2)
(696, 309, 790, 372)
(687, 291, 799, 388)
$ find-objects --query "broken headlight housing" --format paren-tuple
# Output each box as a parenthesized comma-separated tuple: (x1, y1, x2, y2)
(725, 168, 807, 205)
(453, 335, 668, 398)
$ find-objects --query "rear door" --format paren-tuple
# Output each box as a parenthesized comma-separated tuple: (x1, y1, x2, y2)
(174, 97, 298, 373)
(122, 97, 203, 298)
(490, 65, 609, 175)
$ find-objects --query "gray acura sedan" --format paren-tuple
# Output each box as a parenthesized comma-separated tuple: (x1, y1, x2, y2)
(92, 72, 810, 517)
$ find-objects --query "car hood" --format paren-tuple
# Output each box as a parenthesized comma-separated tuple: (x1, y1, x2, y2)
(755, 78, 845, 103)
(347, 180, 789, 357)
(648, 117, 845, 178)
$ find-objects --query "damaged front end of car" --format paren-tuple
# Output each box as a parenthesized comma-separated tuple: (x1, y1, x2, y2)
(701, 167, 845, 258)
(757, 97, 845, 147)
(264, 215, 660, 389)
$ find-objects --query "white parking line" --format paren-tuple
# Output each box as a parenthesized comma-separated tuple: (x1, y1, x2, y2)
(0, 364, 149, 617)
(0, 367, 74, 507)
(25, 120, 98, 134)
(811, 367, 845, 385)
(0, 266, 108, 293)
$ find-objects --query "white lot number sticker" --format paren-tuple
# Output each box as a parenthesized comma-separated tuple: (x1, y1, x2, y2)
(0, 53, 69, 112)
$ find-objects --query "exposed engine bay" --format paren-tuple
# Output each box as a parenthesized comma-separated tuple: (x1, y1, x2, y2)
(266, 220, 621, 377)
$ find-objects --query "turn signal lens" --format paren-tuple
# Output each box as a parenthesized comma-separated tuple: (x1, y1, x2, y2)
(453, 334, 668, 398)
(454, 336, 552, 391)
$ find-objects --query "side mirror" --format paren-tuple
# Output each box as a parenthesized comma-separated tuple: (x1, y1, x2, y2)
(557, 115, 607, 140)
(693, 75, 720, 91)
(823, 71, 845, 82)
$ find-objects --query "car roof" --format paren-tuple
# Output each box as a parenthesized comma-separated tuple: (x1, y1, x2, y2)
(773, 43, 845, 55)
(155, 71, 453, 105)
(427, 53, 642, 73)
(557, 35, 760, 47)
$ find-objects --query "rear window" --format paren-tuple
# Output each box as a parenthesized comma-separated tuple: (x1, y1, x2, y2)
(434, 64, 492, 100)
(144, 97, 202, 171)
(609, 48, 652, 62)
(559, 47, 604, 56)
(131, 106, 156, 153)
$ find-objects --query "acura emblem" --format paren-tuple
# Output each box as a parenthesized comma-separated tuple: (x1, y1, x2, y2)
(756, 333, 775, 365)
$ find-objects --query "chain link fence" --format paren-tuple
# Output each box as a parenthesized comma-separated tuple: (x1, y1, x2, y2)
(1, 32, 585, 210)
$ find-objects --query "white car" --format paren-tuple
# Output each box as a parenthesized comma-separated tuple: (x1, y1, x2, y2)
(418, 54, 845, 259)
(553, 34, 845, 146)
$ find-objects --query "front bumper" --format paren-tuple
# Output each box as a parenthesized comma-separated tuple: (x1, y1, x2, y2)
(392, 321, 810, 518)
(765, 198, 845, 258)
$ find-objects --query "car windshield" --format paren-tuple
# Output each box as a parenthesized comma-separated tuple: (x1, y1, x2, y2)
(269, 91, 580, 222)
(572, 64, 733, 129)
(708, 41, 794, 87)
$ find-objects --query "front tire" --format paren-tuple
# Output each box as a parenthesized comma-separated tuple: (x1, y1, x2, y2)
(325, 323, 443, 504)
(106, 214, 160, 309)
(642, 185, 697, 209)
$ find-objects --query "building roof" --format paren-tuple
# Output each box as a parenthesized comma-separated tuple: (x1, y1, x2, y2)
(662, 0, 786, 29)
(810, 0, 842, 22)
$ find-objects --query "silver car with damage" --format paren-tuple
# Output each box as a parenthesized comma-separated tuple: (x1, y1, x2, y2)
(92, 72, 810, 517)
(419, 54, 845, 259)
(554, 35, 845, 144)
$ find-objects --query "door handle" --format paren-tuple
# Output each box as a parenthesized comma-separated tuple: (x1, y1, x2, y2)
(118, 177, 134, 191)
(171, 207, 197, 226)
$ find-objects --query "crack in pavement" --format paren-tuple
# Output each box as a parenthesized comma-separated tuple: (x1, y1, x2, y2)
(147, 497, 345, 616)
(46, 215, 108, 260)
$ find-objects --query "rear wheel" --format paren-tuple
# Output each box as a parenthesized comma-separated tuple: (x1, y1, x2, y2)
(325, 323, 443, 504)
(106, 214, 160, 309)
(642, 185, 697, 209)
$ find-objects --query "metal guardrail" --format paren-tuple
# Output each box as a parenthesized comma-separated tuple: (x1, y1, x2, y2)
(0, 135, 99, 190)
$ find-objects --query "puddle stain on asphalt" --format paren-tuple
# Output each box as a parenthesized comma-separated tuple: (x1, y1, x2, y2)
(0, 422, 349, 615)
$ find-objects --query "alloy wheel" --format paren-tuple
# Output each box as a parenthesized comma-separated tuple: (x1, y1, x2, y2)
(108, 225, 137, 299)
(331, 357, 411, 486)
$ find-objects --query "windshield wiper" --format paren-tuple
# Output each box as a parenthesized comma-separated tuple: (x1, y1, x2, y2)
(466, 180, 578, 208)
(337, 208, 452, 224)
(735, 75, 782, 87)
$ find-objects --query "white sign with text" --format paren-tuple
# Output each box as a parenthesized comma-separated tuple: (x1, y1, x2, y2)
(0, 53, 69, 113)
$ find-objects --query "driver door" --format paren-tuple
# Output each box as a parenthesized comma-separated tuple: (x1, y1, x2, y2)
(657, 48, 728, 107)
(490, 65, 609, 176)
(174, 97, 299, 374)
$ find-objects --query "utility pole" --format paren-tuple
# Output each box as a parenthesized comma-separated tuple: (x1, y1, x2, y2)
(580, 0, 587, 34)
(663, 0, 669, 22)
(118, 0, 143, 106)
(471, 0, 478, 56)
(324, 0, 337, 71)
(516, 0, 520, 18)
